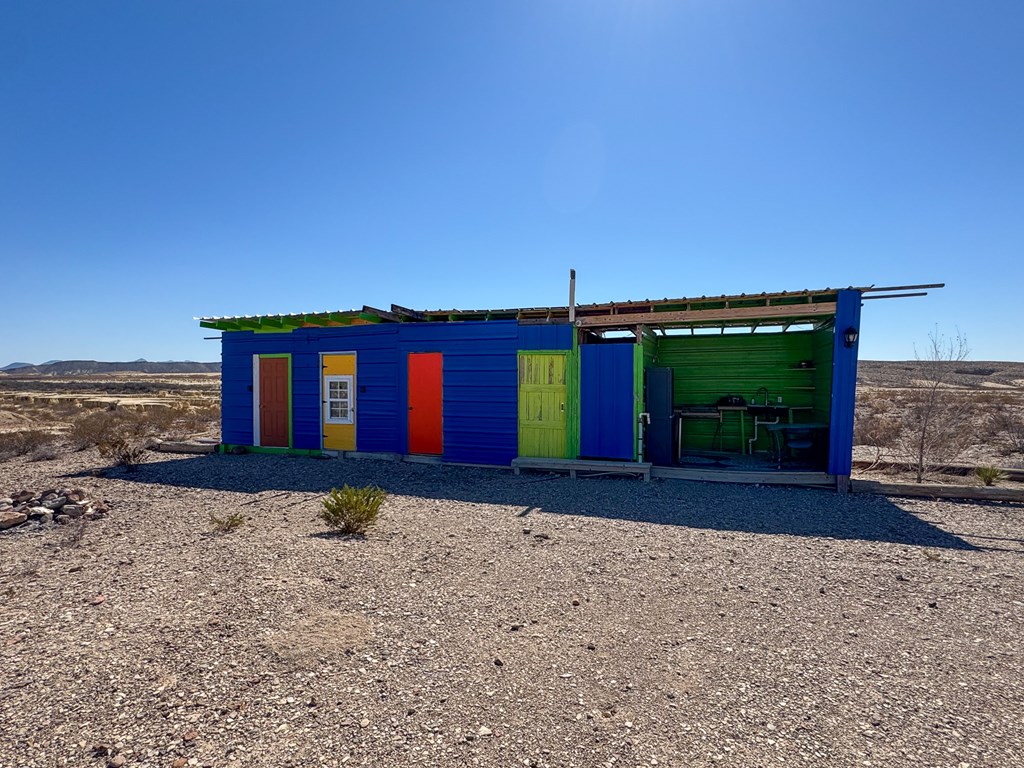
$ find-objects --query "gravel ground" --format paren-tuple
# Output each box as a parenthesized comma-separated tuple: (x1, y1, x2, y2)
(2, 450, 1023, 768)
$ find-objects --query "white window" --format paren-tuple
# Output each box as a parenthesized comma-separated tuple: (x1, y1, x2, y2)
(324, 375, 354, 425)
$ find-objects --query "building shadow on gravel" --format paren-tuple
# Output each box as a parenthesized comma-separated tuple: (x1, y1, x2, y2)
(91, 454, 984, 551)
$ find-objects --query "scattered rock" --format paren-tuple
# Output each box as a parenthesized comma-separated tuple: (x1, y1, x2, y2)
(0, 487, 109, 532)
(478, 726, 493, 737)
(0, 510, 27, 530)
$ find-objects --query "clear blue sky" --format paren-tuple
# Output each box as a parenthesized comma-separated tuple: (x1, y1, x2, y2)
(2, 1, 1021, 363)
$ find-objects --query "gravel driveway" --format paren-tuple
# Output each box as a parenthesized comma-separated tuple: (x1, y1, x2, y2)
(2, 451, 1022, 767)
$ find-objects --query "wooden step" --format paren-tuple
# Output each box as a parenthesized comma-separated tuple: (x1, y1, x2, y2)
(512, 457, 652, 481)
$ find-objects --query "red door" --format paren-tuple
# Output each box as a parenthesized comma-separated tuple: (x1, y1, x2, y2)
(408, 352, 442, 455)
(259, 357, 289, 447)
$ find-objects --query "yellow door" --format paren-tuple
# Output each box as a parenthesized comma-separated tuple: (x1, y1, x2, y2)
(322, 354, 356, 451)
(518, 353, 567, 458)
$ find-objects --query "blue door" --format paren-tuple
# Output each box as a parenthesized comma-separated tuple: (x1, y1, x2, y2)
(580, 344, 635, 460)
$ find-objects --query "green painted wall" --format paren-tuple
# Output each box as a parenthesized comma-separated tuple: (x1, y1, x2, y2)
(655, 331, 827, 452)
(811, 327, 834, 424)
(566, 337, 581, 460)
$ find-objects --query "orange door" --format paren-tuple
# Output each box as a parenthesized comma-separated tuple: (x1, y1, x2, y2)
(408, 352, 442, 455)
(259, 356, 290, 447)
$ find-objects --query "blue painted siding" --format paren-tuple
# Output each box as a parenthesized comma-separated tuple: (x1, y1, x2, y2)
(219, 321, 525, 465)
(220, 326, 401, 451)
(580, 344, 636, 460)
(397, 321, 519, 465)
(828, 290, 862, 476)
(517, 324, 573, 351)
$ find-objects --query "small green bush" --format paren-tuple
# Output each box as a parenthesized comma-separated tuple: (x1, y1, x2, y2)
(319, 485, 387, 535)
(209, 511, 246, 533)
(975, 465, 1008, 487)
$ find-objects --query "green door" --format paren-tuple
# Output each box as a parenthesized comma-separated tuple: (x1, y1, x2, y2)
(518, 353, 567, 458)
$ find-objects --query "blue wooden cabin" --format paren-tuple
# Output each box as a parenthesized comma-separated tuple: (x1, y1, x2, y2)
(199, 284, 939, 490)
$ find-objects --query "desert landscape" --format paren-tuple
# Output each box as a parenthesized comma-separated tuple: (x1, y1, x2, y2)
(1, 361, 1023, 767)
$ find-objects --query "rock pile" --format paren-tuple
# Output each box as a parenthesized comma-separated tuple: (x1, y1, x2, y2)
(0, 487, 109, 531)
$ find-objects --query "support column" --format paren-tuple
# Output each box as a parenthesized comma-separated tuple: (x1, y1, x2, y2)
(828, 289, 862, 490)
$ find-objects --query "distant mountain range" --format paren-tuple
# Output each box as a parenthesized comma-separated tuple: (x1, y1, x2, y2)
(0, 359, 220, 375)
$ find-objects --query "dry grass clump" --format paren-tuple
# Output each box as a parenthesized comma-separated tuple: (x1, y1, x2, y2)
(319, 485, 387, 535)
(209, 510, 246, 533)
(975, 465, 1008, 487)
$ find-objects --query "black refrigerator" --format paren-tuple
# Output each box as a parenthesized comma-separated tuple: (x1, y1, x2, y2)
(645, 367, 674, 465)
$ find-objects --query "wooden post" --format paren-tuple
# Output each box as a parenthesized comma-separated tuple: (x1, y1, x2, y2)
(836, 475, 851, 493)
(568, 269, 576, 324)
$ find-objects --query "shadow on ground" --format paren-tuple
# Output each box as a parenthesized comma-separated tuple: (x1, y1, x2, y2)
(88, 453, 983, 551)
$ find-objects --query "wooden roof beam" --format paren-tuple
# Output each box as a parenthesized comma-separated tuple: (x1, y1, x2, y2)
(362, 305, 401, 323)
(576, 302, 838, 328)
(390, 304, 426, 321)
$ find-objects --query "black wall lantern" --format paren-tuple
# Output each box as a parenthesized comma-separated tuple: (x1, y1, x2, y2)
(843, 327, 859, 348)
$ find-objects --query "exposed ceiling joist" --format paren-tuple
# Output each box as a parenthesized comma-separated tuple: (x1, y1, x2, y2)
(576, 302, 838, 329)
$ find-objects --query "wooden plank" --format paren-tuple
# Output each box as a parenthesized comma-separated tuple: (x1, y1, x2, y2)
(362, 305, 402, 323)
(651, 466, 835, 486)
(577, 302, 838, 328)
(852, 459, 1024, 482)
(862, 283, 945, 293)
(390, 304, 427, 321)
(852, 479, 1024, 502)
(512, 457, 651, 480)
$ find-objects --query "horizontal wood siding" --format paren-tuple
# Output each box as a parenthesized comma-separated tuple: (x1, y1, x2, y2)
(219, 326, 400, 452)
(517, 324, 573, 351)
(218, 321, 572, 465)
(656, 331, 817, 452)
(399, 321, 519, 465)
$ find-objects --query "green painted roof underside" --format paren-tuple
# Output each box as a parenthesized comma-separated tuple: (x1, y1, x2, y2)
(198, 287, 869, 333)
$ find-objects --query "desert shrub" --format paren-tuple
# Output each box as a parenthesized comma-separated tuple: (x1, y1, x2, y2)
(319, 485, 387, 535)
(71, 406, 179, 450)
(209, 510, 246, 533)
(893, 329, 977, 482)
(69, 410, 124, 450)
(853, 400, 902, 468)
(98, 436, 148, 470)
(987, 407, 1024, 455)
(164, 402, 221, 439)
(0, 429, 55, 458)
(975, 465, 1008, 487)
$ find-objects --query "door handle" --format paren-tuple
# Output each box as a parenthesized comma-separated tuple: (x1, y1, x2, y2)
(560, 402, 565, 412)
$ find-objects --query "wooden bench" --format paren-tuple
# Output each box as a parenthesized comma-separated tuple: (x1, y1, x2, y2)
(512, 457, 652, 481)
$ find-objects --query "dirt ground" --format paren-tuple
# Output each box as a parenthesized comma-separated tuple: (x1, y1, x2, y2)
(2, 450, 1022, 767)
